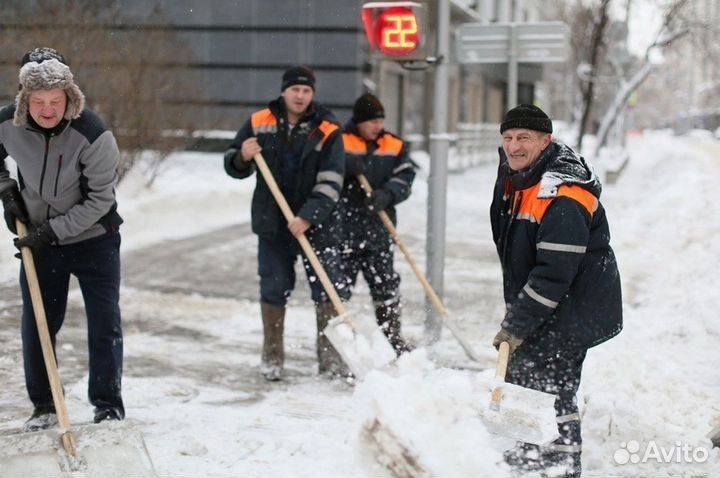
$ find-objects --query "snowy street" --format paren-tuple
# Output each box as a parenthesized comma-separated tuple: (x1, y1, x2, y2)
(0, 131, 719, 477)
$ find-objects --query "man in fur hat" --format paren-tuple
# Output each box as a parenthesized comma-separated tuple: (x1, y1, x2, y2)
(0, 48, 125, 430)
(490, 104, 623, 477)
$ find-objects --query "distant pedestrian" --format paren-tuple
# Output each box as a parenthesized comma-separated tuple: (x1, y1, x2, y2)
(0, 47, 125, 431)
(490, 104, 623, 477)
(339, 93, 415, 355)
(223, 66, 349, 381)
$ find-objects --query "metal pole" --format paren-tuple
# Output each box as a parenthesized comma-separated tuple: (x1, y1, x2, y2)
(425, 0, 450, 342)
(507, 23, 518, 111)
(498, 0, 510, 22)
(513, 0, 524, 22)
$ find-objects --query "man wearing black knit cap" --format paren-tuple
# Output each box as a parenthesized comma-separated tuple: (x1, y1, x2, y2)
(224, 65, 350, 381)
(338, 93, 416, 355)
(490, 104, 623, 477)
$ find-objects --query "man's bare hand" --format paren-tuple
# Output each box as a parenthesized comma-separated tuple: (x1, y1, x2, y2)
(288, 217, 311, 237)
(241, 137, 262, 162)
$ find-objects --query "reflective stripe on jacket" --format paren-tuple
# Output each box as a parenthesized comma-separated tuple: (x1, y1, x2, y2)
(490, 142, 622, 349)
(223, 98, 345, 244)
(340, 122, 415, 226)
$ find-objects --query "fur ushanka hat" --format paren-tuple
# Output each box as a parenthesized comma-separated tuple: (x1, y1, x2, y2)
(13, 47, 85, 126)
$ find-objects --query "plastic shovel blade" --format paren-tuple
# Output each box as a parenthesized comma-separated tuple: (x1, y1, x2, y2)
(0, 420, 158, 478)
(323, 313, 397, 379)
(476, 382, 559, 446)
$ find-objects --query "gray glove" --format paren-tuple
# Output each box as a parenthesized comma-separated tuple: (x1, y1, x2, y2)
(492, 328, 524, 353)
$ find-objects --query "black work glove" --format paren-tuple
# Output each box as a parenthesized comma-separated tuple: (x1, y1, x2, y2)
(1, 188, 28, 235)
(366, 189, 393, 211)
(492, 328, 524, 353)
(345, 156, 365, 177)
(14, 222, 58, 250)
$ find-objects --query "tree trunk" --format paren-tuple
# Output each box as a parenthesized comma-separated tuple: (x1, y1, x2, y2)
(576, 0, 612, 151)
(593, 61, 652, 157)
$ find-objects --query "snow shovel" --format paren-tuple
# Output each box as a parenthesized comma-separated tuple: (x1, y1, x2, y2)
(476, 341, 559, 446)
(0, 220, 158, 478)
(253, 154, 396, 379)
(355, 174, 481, 362)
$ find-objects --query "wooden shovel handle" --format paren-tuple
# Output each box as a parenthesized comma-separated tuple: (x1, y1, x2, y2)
(356, 174, 481, 362)
(356, 174, 447, 316)
(253, 153, 346, 316)
(494, 341, 510, 381)
(490, 341, 510, 405)
(16, 220, 77, 456)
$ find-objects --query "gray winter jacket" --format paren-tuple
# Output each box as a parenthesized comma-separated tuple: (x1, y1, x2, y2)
(0, 105, 122, 244)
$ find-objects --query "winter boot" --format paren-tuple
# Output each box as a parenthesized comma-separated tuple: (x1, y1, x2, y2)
(23, 404, 58, 432)
(539, 439, 582, 477)
(260, 302, 285, 381)
(539, 415, 582, 477)
(93, 406, 124, 423)
(539, 451, 581, 478)
(315, 302, 352, 378)
(375, 300, 412, 356)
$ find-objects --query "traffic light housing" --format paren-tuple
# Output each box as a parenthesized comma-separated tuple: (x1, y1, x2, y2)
(362, 2, 428, 61)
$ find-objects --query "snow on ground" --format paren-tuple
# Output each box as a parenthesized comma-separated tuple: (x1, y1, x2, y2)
(0, 130, 719, 477)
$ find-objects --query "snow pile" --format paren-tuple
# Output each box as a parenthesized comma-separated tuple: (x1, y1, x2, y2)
(579, 131, 720, 477)
(355, 349, 511, 477)
(116, 152, 254, 252)
(324, 313, 397, 379)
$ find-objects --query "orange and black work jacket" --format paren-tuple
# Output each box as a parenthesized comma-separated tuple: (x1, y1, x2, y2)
(490, 142, 622, 350)
(340, 121, 415, 228)
(224, 99, 345, 244)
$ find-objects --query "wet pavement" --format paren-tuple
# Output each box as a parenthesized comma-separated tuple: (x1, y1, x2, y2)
(0, 220, 503, 425)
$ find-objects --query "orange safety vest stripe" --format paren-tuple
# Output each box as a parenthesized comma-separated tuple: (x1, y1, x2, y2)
(376, 134, 403, 155)
(251, 109, 277, 129)
(516, 183, 598, 223)
(342, 133, 367, 154)
(318, 120, 339, 145)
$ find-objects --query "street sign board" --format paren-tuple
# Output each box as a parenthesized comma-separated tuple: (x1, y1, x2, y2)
(456, 22, 569, 64)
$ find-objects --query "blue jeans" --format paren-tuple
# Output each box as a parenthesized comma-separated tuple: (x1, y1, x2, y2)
(20, 232, 124, 414)
(258, 228, 348, 306)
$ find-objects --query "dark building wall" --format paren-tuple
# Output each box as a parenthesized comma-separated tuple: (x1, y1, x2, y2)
(0, 0, 367, 130)
(120, 0, 367, 128)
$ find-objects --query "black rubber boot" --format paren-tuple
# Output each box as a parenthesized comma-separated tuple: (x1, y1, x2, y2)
(375, 300, 412, 356)
(260, 302, 285, 381)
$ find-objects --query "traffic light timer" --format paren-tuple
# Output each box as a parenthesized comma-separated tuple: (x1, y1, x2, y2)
(361, 1, 428, 61)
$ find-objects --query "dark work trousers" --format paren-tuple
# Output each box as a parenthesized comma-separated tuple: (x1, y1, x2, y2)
(258, 226, 349, 306)
(341, 220, 400, 305)
(505, 340, 587, 475)
(20, 232, 124, 414)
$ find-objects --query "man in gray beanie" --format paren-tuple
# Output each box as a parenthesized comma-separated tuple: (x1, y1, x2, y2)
(490, 104, 623, 477)
(0, 47, 125, 430)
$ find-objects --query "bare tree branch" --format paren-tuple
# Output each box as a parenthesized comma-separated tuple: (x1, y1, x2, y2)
(593, 0, 691, 157)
